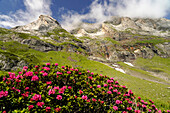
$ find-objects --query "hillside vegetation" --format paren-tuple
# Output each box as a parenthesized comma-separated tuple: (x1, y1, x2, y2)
(0, 15, 170, 112)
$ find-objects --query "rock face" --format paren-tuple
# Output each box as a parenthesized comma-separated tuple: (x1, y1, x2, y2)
(0, 15, 170, 71)
(0, 52, 27, 71)
(12, 15, 62, 35)
(74, 16, 170, 40)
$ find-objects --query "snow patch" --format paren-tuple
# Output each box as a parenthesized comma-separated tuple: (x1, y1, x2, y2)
(74, 34, 83, 37)
(115, 68, 126, 74)
(124, 62, 134, 67)
(88, 31, 105, 37)
(74, 30, 105, 38)
(112, 64, 119, 67)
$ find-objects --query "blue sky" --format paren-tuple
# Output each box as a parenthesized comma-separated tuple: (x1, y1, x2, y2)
(0, 0, 170, 30)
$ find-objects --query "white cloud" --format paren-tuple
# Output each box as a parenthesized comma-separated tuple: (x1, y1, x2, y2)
(0, 0, 52, 28)
(61, 0, 170, 31)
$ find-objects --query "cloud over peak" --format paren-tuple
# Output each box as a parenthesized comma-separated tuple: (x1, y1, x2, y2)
(0, 0, 170, 30)
(0, 0, 52, 28)
(61, 0, 170, 31)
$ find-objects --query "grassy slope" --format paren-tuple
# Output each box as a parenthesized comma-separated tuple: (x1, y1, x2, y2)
(117, 62, 170, 85)
(0, 49, 169, 110)
(134, 56, 170, 78)
(0, 28, 169, 110)
(7, 49, 170, 110)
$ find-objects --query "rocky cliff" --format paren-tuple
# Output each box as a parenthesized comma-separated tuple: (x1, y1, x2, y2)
(12, 15, 62, 35)
(0, 15, 170, 71)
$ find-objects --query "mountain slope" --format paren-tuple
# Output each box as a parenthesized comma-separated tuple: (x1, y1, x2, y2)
(0, 15, 170, 110)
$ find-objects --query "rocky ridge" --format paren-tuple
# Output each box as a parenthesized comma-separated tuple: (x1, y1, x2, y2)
(0, 15, 170, 73)
(12, 15, 62, 35)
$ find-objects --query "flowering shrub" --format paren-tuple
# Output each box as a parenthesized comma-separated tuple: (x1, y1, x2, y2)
(0, 63, 169, 112)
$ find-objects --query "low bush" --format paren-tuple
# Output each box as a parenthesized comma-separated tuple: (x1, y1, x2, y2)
(0, 63, 169, 112)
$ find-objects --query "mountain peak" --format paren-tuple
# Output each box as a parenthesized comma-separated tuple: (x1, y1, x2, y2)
(12, 15, 62, 34)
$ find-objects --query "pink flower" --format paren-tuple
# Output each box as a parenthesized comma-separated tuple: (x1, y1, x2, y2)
(54, 86, 59, 90)
(0, 91, 4, 98)
(31, 76, 39, 81)
(149, 99, 154, 104)
(56, 72, 62, 75)
(28, 105, 34, 111)
(148, 109, 151, 112)
(141, 100, 144, 103)
(43, 72, 48, 76)
(3, 77, 6, 81)
(113, 106, 118, 111)
(70, 68, 74, 71)
(138, 97, 141, 100)
(16, 75, 23, 79)
(82, 95, 88, 100)
(122, 111, 127, 113)
(113, 89, 118, 92)
(61, 66, 65, 69)
(26, 71, 33, 77)
(45, 107, 51, 112)
(18, 72, 22, 74)
(92, 98, 97, 102)
(109, 86, 113, 90)
(100, 101, 104, 104)
(35, 65, 39, 68)
(144, 102, 148, 105)
(122, 86, 126, 88)
(117, 92, 121, 95)
(151, 104, 156, 108)
(63, 86, 67, 89)
(55, 63, 58, 66)
(86, 99, 91, 102)
(129, 90, 133, 94)
(21, 92, 29, 98)
(107, 91, 112, 94)
(46, 63, 51, 66)
(135, 110, 140, 113)
(75, 69, 78, 71)
(79, 90, 83, 95)
(56, 95, 62, 100)
(158, 110, 162, 113)
(55, 108, 61, 112)
(59, 88, 65, 94)
(91, 72, 94, 75)
(142, 104, 146, 108)
(110, 77, 114, 80)
(32, 94, 42, 101)
(37, 102, 44, 108)
(23, 66, 28, 69)
(9, 73, 16, 79)
(3, 91, 8, 97)
(88, 76, 93, 80)
(128, 101, 133, 104)
(115, 100, 122, 104)
(44, 67, 50, 71)
(127, 107, 132, 111)
(107, 79, 111, 83)
(113, 85, 118, 87)
(115, 81, 119, 84)
(67, 71, 71, 74)
(104, 84, 108, 87)
(167, 110, 170, 112)
(46, 81, 52, 85)
(97, 85, 101, 88)
(48, 89, 55, 95)
(16, 89, 20, 93)
(68, 86, 72, 89)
